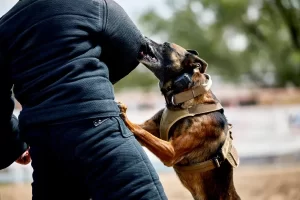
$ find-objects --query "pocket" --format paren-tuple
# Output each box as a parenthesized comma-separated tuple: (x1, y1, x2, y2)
(115, 117, 134, 138)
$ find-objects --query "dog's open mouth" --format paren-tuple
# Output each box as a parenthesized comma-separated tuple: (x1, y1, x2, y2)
(138, 44, 158, 63)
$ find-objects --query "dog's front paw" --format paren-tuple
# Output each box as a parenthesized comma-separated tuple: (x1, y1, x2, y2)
(117, 101, 127, 114)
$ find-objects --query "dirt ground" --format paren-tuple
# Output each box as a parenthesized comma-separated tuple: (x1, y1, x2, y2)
(159, 165, 300, 200)
(1, 165, 300, 200)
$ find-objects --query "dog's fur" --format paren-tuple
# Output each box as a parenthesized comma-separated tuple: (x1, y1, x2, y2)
(118, 38, 241, 200)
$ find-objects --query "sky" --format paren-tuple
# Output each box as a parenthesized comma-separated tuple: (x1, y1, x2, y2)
(116, 0, 170, 24)
(1, 0, 17, 16)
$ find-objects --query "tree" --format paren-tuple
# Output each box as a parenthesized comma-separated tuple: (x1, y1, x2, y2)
(114, 65, 157, 92)
(139, 0, 300, 87)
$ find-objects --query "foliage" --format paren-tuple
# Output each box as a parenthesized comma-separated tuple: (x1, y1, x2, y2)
(114, 65, 157, 92)
(138, 0, 300, 87)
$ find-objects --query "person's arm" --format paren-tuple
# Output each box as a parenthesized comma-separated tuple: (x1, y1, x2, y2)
(100, 0, 146, 84)
(0, 53, 29, 170)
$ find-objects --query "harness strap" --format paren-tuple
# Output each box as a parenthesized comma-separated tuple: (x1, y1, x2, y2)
(174, 127, 239, 172)
(174, 156, 222, 172)
(160, 103, 223, 141)
(188, 102, 223, 115)
(171, 74, 212, 105)
(159, 72, 239, 172)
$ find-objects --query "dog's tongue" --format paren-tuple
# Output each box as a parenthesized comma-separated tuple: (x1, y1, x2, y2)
(137, 51, 145, 60)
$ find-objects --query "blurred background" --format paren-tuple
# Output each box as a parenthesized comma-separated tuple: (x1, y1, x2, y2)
(1, 0, 300, 199)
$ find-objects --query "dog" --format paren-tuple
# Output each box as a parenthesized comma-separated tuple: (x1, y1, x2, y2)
(118, 38, 241, 200)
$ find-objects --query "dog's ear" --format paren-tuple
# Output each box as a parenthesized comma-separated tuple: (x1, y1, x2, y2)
(187, 49, 199, 56)
(198, 58, 208, 73)
(184, 52, 208, 73)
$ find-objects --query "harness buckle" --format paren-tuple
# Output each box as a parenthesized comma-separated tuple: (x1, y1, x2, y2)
(171, 96, 177, 106)
(191, 89, 196, 98)
(213, 157, 221, 168)
(229, 131, 233, 139)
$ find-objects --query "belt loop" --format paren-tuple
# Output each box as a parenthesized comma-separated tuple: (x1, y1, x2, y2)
(115, 116, 133, 138)
(115, 116, 126, 133)
(192, 89, 196, 98)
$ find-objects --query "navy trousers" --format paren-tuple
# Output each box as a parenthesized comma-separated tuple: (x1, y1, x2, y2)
(21, 116, 167, 200)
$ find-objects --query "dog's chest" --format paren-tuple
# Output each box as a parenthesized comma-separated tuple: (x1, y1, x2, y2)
(159, 108, 195, 141)
(159, 103, 223, 141)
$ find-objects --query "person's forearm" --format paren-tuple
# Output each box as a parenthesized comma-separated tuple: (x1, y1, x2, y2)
(0, 54, 28, 170)
(1, 101, 29, 169)
(100, 0, 146, 83)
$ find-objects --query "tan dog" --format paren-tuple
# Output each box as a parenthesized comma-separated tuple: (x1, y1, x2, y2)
(118, 38, 241, 200)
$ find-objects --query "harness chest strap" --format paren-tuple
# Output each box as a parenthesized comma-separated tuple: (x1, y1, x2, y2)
(159, 102, 239, 172)
(160, 103, 223, 141)
(174, 130, 240, 172)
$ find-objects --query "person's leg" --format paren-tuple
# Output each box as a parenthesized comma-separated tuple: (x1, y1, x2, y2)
(47, 116, 167, 200)
(22, 127, 90, 200)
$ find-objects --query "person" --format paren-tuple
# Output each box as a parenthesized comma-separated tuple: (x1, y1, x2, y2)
(0, 0, 168, 199)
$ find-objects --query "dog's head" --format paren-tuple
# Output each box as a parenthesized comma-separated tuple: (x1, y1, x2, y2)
(138, 37, 209, 105)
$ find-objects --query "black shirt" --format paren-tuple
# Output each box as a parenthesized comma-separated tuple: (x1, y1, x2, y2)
(0, 0, 145, 169)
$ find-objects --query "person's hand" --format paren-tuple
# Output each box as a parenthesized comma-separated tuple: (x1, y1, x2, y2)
(15, 148, 31, 165)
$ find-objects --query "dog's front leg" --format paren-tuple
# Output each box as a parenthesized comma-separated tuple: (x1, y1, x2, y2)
(121, 113, 175, 166)
(119, 103, 200, 167)
(117, 101, 163, 138)
(138, 108, 164, 138)
(117, 102, 175, 164)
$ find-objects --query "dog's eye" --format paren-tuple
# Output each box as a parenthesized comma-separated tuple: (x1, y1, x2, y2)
(195, 63, 201, 67)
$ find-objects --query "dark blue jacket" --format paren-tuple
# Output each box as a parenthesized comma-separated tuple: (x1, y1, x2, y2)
(0, 0, 145, 169)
